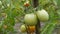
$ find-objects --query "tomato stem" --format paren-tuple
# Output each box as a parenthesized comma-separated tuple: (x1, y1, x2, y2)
(32, 0, 41, 34)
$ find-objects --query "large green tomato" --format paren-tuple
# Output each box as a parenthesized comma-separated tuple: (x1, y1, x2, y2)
(24, 13, 37, 26)
(20, 24, 26, 32)
(36, 9, 49, 21)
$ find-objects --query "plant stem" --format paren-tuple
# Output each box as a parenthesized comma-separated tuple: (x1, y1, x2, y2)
(36, 20, 41, 34)
(33, 0, 39, 8)
(32, 0, 41, 34)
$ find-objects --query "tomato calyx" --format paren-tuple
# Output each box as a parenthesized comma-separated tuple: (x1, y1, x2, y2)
(24, 1, 30, 7)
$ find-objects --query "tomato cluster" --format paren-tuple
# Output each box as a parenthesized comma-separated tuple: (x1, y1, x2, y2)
(20, 9, 49, 32)
(24, 9, 49, 26)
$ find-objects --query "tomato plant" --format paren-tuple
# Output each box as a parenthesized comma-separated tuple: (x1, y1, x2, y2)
(0, 0, 60, 34)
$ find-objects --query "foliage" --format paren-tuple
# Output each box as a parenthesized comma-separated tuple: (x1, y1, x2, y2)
(0, 0, 60, 34)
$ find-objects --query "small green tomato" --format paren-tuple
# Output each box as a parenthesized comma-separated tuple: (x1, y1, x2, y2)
(20, 24, 26, 32)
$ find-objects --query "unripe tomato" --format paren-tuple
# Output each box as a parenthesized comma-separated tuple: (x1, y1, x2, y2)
(28, 26, 35, 32)
(2, 6, 4, 9)
(36, 9, 49, 21)
(24, 1, 30, 7)
(24, 13, 37, 26)
(0, 1, 2, 5)
(20, 24, 26, 32)
(7, 4, 10, 7)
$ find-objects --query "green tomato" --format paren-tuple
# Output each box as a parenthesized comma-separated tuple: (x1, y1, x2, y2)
(0, 1, 2, 5)
(36, 9, 49, 21)
(24, 13, 37, 26)
(2, 6, 4, 9)
(20, 24, 26, 32)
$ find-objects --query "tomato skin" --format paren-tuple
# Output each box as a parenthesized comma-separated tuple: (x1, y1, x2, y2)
(24, 13, 37, 26)
(28, 26, 35, 32)
(36, 9, 49, 21)
(0, 1, 2, 5)
(20, 24, 26, 32)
